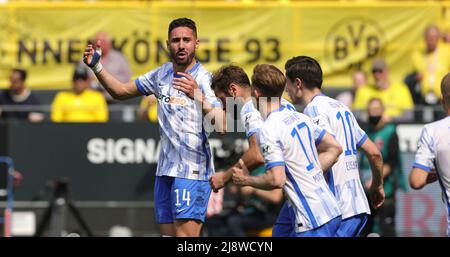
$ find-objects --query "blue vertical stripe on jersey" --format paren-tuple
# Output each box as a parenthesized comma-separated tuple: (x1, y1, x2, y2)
(326, 168, 335, 195)
(285, 166, 319, 228)
(201, 128, 210, 181)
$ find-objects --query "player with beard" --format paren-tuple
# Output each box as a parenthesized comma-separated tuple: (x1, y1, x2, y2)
(83, 18, 225, 237)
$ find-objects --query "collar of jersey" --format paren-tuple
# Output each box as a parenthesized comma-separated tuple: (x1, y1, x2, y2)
(173, 61, 201, 78)
(311, 92, 326, 102)
(267, 105, 286, 118)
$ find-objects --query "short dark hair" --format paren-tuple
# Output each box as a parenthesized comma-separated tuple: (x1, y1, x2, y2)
(12, 68, 27, 81)
(168, 18, 197, 38)
(285, 56, 323, 89)
(252, 64, 286, 97)
(211, 65, 250, 95)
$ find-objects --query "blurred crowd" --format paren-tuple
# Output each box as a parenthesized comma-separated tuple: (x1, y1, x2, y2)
(1, 25, 450, 124)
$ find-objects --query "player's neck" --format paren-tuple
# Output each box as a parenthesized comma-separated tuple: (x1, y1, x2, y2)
(173, 59, 197, 73)
(241, 90, 252, 102)
(303, 88, 322, 105)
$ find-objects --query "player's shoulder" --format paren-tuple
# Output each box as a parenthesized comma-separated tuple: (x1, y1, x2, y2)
(280, 98, 297, 111)
(265, 107, 304, 128)
(425, 116, 450, 133)
(241, 99, 257, 114)
(304, 94, 330, 115)
(193, 62, 212, 89)
(140, 62, 172, 81)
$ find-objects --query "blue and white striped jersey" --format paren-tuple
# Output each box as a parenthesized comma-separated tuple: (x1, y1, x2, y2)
(304, 94, 370, 219)
(258, 106, 341, 233)
(240, 98, 296, 138)
(135, 62, 221, 181)
(413, 116, 450, 236)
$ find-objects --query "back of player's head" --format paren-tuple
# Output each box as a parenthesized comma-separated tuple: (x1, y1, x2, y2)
(211, 65, 250, 93)
(441, 73, 450, 104)
(251, 64, 286, 97)
(285, 56, 323, 90)
(168, 18, 197, 38)
(12, 68, 27, 81)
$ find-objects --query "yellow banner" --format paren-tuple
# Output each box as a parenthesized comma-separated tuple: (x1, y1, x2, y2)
(0, 2, 444, 89)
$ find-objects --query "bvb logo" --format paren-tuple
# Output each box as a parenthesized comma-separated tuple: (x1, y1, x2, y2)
(324, 16, 386, 71)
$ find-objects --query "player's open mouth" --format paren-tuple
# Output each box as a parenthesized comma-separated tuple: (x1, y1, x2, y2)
(177, 52, 187, 58)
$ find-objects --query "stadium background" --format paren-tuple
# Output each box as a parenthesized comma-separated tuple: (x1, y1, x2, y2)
(0, 0, 448, 237)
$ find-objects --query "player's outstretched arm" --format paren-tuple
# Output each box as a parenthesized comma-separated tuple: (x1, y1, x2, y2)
(316, 132, 343, 172)
(232, 160, 285, 190)
(409, 168, 438, 190)
(209, 135, 264, 192)
(360, 138, 385, 209)
(84, 40, 141, 100)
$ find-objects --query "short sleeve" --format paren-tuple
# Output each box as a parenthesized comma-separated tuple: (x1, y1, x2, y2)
(240, 101, 263, 138)
(412, 126, 435, 172)
(304, 104, 333, 136)
(308, 116, 327, 145)
(199, 73, 222, 108)
(135, 67, 160, 96)
(258, 126, 285, 170)
(351, 115, 368, 148)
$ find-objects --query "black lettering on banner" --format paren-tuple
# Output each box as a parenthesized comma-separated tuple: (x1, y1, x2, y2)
(348, 23, 365, 48)
(245, 38, 261, 63)
(43, 39, 62, 64)
(112, 38, 128, 53)
(217, 38, 230, 63)
(156, 39, 170, 64)
(265, 38, 280, 62)
(334, 36, 348, 60)
(133, 38, 150, 64)
(366, 35, 380, 58)
(68, 39, 81, 64)
(18, 40, 37, 64)
(325, 16, 386, 70)
(196, 38, 211, 63)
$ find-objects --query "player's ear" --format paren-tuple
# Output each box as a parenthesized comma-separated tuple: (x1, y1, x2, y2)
(229, 83, 238, 97)
(253, 88, 262, 98)
(166, 39, 169, 49)
(295, 78, 303, 90)
(195, 39, 199, 49)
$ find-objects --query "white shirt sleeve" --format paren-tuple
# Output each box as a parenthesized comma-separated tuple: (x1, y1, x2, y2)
(304, 104, 334, 136)
(413, 126, 435, 172)
(351, 114, 368, 148)
(241, 101, 263, 138)
(199, 73, 222, 108)
(308, 116, 327, 145)
(135, 67, 160, 96)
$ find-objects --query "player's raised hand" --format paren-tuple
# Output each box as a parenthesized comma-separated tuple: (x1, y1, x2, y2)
(83, 40, 103, 73)
(369, 185, 385, 209)
(173, 72, 201, 100)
